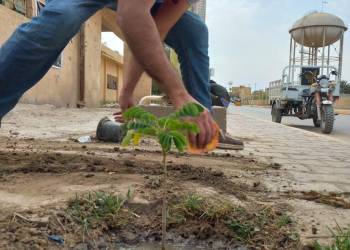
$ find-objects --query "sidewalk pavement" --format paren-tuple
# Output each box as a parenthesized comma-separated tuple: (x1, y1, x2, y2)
(227, 107, 350, 245)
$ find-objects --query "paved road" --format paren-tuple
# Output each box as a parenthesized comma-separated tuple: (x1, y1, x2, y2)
(228, 105, 350, 144)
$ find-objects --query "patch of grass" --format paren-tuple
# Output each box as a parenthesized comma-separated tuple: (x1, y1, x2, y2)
(226, 219, 254, 241)
(183, 194, 203, 211)
(169, 194, 234, 223)
(277, 214, 293, 228)
(314, 225, 350, 250)
(67, 190, 132, 231)
(168, 194, 299, 248)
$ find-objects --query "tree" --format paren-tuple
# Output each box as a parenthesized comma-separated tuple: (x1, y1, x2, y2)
(122, 103, 204, 250)
(340, 80, 350, 94)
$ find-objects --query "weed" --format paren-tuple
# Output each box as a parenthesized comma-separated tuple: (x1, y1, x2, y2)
(277, 214, 293, 228)
(314, 224, 350, 250)
(67, 190, 131, 232)
(201, 201, 233, 221)
(183, 194, 204, 211)
(226, 219, 254, 241)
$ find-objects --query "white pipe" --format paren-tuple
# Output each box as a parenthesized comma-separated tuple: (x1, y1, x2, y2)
(138, 96, 168, 106)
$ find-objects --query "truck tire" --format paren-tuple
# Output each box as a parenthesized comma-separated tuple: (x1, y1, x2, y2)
(272, 104, 282, 123)
(321, 105, 334, 134)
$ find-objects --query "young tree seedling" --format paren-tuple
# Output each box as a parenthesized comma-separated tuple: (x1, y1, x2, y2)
(122, 103, 204, 250)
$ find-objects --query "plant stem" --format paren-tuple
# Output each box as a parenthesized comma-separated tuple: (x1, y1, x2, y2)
(161, 150, 167, 250)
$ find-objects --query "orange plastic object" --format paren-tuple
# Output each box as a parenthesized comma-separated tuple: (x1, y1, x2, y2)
(187, 122, 220, 154)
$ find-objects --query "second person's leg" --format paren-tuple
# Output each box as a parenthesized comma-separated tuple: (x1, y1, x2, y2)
(165, 11, 212, 110)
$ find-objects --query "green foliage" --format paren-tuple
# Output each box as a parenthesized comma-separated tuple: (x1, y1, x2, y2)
(314, 225, 350, 250)
(340, 80, 350, 94)
(226, 219, 254, 240)
(122, 103, 203, 153)
(277, 214, 293, 228)
(183, 194, 204, 211)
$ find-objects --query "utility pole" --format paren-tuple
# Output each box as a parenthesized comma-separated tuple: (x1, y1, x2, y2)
(321, 0, 328, 12)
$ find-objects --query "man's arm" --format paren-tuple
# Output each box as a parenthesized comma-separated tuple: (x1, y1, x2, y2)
(117, 0, 190, 114)
(117, 0, 215, 148)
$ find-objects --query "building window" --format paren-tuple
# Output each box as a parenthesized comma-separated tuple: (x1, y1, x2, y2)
(36, 0, 63, 69)
(1, 0, 26, 16)
(107, 75, 118, 90)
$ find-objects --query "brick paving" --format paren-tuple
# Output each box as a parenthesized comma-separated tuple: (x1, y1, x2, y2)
(227, 106, 350, 244)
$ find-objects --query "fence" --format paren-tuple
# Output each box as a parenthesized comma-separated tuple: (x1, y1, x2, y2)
(241, 96, 269, 106)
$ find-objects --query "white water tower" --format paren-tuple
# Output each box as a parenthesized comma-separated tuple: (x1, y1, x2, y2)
(286, 12, 347, 92)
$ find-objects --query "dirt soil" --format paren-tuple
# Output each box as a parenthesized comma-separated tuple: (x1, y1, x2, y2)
(0, 137, 299, 250)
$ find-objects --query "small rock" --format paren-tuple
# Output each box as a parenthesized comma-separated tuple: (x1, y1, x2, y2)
(145, 176, 161, 188)
(253, 181, 261, 188)
(74, 243, 88, 250)
(122, 231, 138, 244)
(31, 244, 43, 250)
(124, 160, 136, 167)
(312, 226, 318, 235)
(28, 228, 41, 236)
(93, 159, 102, 165)
(85, 174, 94, 178)
(212, 170, 224, 177)
(271, 163, 282, 169)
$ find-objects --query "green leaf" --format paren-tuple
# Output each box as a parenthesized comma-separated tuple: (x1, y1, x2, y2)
(158, 132, 172, 153)
(121, 130, 134, 146)
(123, 106, 157, 122)
(170, 131, 187, 152)
(161, 118, 200, 134)
(157, 117, 168, 128)
(180, 122, 200, 134)
(133, 133, 141, 145)
(127, 121, 150, 130)
(136, 127, 157, 136)
(174, 103, 204, 118)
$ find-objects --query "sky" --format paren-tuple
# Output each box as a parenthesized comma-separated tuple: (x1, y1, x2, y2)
(207, 0, 350, 90)
(102, 0, 350, 90)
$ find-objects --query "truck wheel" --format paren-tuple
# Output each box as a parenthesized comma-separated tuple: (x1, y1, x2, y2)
(272, 104, 282, 123)
(321, 105, 334, 134)
(313, 117, 321, 127)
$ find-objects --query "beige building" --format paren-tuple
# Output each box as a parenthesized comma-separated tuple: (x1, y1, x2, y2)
(100, 45, 124, 104)
(0, 1, 152, 108)
(191, 0, 206, 21)
(230, 85, 252, 98)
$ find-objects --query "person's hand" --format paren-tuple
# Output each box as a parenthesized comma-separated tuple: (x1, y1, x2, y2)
(113, 94, 135, 123)
(186, 108, 218, 149)
(172, 93, 218, 149)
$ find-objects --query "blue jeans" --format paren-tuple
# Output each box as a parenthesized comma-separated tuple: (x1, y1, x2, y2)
(0, 0, 211, 119)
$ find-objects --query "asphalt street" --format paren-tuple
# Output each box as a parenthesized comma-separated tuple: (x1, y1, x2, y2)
(228, 105, 350, 144)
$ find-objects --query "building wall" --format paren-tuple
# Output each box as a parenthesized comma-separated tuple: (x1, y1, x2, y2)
(83, 12, 104, 108)
(0, 4, 80, 108)
(101, 46, 124, 104)
(231, 86, 252, 98)
(1, 4, 152, 109)
(191, 0, 206, 21)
